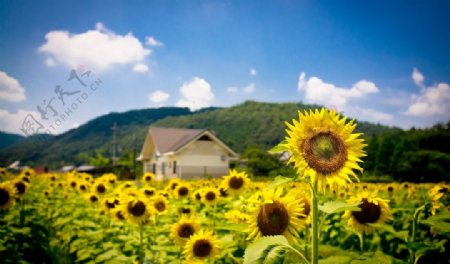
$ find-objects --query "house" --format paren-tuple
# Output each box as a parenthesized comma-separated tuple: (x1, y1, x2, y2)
(139, 127, 238, 180)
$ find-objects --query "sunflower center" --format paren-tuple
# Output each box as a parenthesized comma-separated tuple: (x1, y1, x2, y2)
(15, 182, 26, 195)
(193, 239, 213, 258)
(301, 198, 311, 217)
(178, 223, 195, 238)
(155, 201, 166, 212)
(195, 193, 202, 200)
(257, 201, 290, 236)
(97, 184, 106, 193)
(205, 191, 216, 201)
(302, 131, 347, 175)
(229, 177, 244, 189)
(0, 188, 10, 206)
(106, 200, 117, 209)
(145, 189, 154, 196)
(128, 200, 146, 216)
(90, 195, 98, 202)
(116, 211, 125, 220)
(178, 187, 189, 196)
(352, 198, 381, 224)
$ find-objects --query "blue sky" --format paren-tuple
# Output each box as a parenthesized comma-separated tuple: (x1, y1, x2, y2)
(1, 0, 450, 135)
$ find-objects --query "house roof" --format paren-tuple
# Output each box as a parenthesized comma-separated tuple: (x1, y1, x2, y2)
(150, 127, 206, 154)
(140, 127, 238, 159)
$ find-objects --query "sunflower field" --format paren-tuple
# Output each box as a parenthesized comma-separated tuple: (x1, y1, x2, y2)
(1, 108, 449, 264)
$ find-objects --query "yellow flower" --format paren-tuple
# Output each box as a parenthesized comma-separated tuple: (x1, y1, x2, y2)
(121, 194, 153, 224)
(183, 230, 221, 261)
(101, 196, 120, 213)
(171, 216, 200, 246)
(246, 188, 305, 243)
(202, 188, 220, 206)
(141, 186, 156, 198)
(142, 172, 155, 183)
(428, 184, 449, 215)
(343, 191, 392, 234)
(0, 182, 16, 209)
(175, 183, 191, 199)
(12, 179, 29, 197)
(284, 108, 366, 191)
(221, 169, 250, 196)
(225, 210, 249, 224)
(151, 195, 169, 215)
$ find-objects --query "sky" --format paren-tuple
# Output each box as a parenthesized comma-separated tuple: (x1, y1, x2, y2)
(1, 0, 450, 136)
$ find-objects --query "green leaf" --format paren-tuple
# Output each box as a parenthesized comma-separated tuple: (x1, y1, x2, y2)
(319, 255, 353, 264)
(95, 249, 119, 263)
(267, 176, 293, 189)
(268, 140, 289, 154)
(420, 210, 450, 233)
(369, 223, 409, 241)
(319, 201, 361, 215)
(243, 236, 289, 264)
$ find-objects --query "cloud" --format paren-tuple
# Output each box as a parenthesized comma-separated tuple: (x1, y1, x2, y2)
(38, 22, 151, 72)
(132, 63, 149, 73)
(176, 77, 214, 111)
(148, 90, 170, 105)
(412, 67, 425, 88)
(250, 68, 257, 76)
(0, 71, 26, 102)
(356, 107, 393, 122)
(226, 87, 238, 93)
(0, 109, 41, 134)
(146, 36, 164, 47)
(297, 72, 379, 110)
(243, 83, 255, 94)
(405, 68, 450, 116)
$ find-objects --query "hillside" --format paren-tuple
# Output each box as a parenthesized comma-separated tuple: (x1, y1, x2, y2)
(0, 101, 400, 169)
(0, 131, 25, 149)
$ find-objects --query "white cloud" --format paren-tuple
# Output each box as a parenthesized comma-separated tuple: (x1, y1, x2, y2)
(250, 68, 257, 76)
(405, 69, 450, 116)
(148, 90, 170, 105)
(176, 77, 214, 111)
(38, 23, 151, 72)
(356, 107, 393, 122)
(412, 67, 425, 88)
(146, 36, 164, 47)
(297, 72, 379, 110)
(0, 71, 26, 102)
(0, 109, 41, 134)
(226, 87, 238, 93)
(132, 63, 149, 73)
(243, 83, 255, 94)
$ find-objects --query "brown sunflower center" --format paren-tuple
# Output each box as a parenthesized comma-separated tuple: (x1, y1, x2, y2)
(352, 198, 381, 224)
(0, 188, 10, 206)
(15, 182, 26, 195)
(178, 223, 195, 238)
(155, 201, 166, 212)
(257, 201, 290, 236)
(205, 191, 216, 201)
(127, 200, 146, 216)
(90, 195, 98, 202)
(193, 239, 213, 258)
(302, 131, 347, 175)
(195, 193, 202, 200)
(229, 176, 244, 189)
(97, 184, 106, 193)
(116, 211, 125, 220)
(145, 189, 155, 196)
(301, 198, 310, 217)
(145, 176, 151, 181)
(106, 199, 119, 209)
(178, 187, 189, 196)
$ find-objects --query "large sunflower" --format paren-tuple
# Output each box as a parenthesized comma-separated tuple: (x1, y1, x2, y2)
(343, 191, 392, 234)
(285, 108, 366, 191)
(202, 187, 220, 206)
(151, 195, 169, 215)
(183, 230, 221, 261)
(0, 182, 16, 210)
(221, 169, 250, 196)
(171, 216, 200, 246)
(246, 188, 305, 242)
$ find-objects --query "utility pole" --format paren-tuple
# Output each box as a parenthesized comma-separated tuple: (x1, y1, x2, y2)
(132, 132, 136, 176)
(111, 122, 117, 166)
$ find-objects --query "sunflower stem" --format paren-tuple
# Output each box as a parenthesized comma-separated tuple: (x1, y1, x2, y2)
(311, 180, 319, 264)
(359, 232, 365, 254)
(139, 223, 144, 264)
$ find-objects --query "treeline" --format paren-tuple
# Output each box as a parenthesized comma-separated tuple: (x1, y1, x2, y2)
(364, 122, 450, 182)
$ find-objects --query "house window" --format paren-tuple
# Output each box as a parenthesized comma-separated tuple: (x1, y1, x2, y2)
(173, 161, 177, 174)
(152, 163, 156, 173)
(198, 135, 212, 141)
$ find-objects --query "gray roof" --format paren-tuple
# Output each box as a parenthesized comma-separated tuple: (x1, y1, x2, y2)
(149, 127, 206, 153)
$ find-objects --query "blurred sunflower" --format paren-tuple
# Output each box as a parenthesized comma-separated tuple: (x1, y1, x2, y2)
(13, 180, 28, 197)
(85, 193, 99, 203)
(183, 230, 221, 261)
(246, 188, 305, 242)
(428, 183, 449, 215)
(225, 210, 249, 224)
(121, 194, 153, 224)
(171, 216, 200, 246)
(284, 108, 366, 191)
(202, 187, 220, 206)
(343, 191, 392, 234)
(175, 183, 191, 199)
(0, 182, 16, 209)
(93, 181, 108, 195)
(141, 186, 156, 198)
(142, 172, 155, 183)
(221, 169, 250, 196)
(192, 189, 203, 204)
(151, 195, 169, 215)
(102, 196, 120, 213)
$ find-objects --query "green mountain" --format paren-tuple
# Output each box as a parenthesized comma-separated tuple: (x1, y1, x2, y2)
(0, 101, 399, 169)
(0, 131, 25, 149)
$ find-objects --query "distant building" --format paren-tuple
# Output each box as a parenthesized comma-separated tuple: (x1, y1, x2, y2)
(139, 127, 238, 180)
